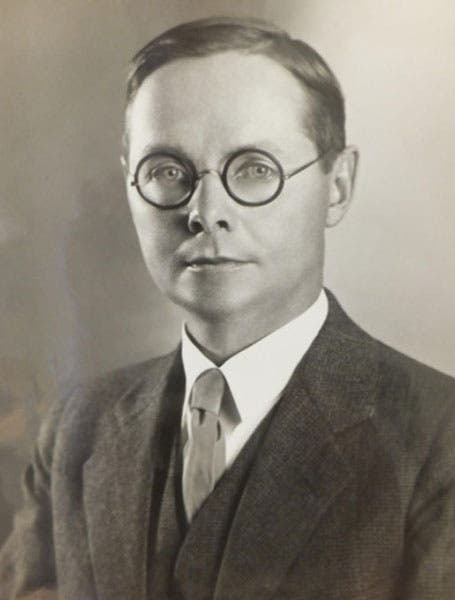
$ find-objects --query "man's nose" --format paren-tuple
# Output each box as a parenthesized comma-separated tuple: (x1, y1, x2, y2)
(186, 171, 237, 235)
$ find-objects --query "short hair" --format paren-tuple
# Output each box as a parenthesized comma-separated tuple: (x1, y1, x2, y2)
(125, 17, 346, 171)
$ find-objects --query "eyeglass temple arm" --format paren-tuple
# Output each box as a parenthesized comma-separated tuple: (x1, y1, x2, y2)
(284, 153, 327, 180)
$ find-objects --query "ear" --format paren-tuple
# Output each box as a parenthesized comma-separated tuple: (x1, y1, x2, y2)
(326, 145, 359, 228)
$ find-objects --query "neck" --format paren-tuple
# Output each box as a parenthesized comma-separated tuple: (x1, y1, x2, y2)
(184, 289, 321, 365)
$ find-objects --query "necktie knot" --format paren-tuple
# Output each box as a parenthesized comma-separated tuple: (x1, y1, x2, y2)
(190, 368, 226, 416)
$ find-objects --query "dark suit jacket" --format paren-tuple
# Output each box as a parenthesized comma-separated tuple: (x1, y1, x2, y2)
(1, 292, 455, 599)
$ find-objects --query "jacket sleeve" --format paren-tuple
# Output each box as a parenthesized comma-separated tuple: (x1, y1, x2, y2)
(398, 396, 455, 599)
(0, 400, 63, 600)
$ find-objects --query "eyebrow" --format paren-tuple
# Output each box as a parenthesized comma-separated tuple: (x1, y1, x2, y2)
(139, 143, 189, 158)
(242, 141, 288, 157)
(138, 141, 290, 163)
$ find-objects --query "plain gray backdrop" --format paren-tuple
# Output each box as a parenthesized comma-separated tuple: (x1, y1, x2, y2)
(1, 0, 454, 543)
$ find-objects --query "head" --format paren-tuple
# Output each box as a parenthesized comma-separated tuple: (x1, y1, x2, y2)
(122, 17, 358, 337)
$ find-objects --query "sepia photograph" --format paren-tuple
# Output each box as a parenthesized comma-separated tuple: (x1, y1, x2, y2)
(1, 1, 454, 598)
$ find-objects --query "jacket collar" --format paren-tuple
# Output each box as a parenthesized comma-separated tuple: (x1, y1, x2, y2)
(83, 290, 379, 600)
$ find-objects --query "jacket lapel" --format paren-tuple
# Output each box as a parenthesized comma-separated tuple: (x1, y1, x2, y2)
(82, 349, 184, 600)
(215, 294, 379, 600)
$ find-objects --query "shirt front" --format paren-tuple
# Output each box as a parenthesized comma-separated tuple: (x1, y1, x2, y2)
(181, 289, 328, 469)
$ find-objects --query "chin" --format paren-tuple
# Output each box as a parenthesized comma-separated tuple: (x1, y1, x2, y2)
(170, 288, 253, 322)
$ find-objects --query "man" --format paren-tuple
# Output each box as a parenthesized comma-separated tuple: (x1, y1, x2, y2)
(1, 16, 454, 600)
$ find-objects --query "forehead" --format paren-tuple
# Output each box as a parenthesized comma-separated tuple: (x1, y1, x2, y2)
(126, 51, 315, 165)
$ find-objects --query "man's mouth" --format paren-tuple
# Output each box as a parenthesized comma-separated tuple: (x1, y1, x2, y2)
(184, 256, 249, 270)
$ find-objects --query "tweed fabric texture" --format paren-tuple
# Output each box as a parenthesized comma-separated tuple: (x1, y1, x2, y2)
(1, 291, 455, 599)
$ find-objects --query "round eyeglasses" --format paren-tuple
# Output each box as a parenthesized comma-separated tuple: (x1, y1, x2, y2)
(130, 147, 326, 209)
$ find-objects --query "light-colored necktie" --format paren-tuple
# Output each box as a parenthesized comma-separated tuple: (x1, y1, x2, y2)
(182, 368, 226, 522)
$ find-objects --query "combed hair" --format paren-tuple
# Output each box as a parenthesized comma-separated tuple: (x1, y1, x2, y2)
(125, 17, 346, 171)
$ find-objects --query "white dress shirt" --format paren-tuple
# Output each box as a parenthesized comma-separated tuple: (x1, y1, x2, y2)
(181, 289, 328, 469)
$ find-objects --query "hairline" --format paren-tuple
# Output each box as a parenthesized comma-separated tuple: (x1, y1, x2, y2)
(122, 50, 321, 162)
(122, 20, 346, 173)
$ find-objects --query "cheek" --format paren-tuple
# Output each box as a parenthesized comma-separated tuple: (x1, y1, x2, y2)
(128, 199, 180, 269)
(252, 192, 328, 264)
(285, 183, 329, 249)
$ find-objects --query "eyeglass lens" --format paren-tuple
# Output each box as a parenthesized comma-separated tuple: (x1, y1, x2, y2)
(136, 154, 193, 207)
(135, 150, 283, 207)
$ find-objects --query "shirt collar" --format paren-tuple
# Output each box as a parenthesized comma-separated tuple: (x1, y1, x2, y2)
(181, 289, 328, 424)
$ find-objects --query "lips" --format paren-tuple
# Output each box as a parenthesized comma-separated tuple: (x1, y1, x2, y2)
(186, 256, 243, 266)
(183, 255, 250, 270)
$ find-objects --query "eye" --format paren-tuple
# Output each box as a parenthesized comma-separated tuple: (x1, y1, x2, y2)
(148, 163, 187, 183)
(232, 159, 278, 181)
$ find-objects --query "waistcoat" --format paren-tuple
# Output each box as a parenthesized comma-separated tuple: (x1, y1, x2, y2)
(147, 405, 276, 600)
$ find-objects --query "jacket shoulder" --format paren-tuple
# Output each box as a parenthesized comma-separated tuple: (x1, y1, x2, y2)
(38, 349, 180, 470)
(71, 351, 178, 407)
(324, 290, 455, 453)
(326, 289, 455, 403)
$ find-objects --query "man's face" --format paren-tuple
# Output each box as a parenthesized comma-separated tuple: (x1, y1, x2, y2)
(125, 52, 349, 326)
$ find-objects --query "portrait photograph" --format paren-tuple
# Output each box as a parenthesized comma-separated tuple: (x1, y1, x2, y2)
(1, 1, 454, 599)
